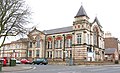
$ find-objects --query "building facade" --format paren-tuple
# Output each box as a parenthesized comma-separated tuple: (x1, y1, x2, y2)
(1, 5, 104, 62)
(0, 38, 28, 60)
(104, 32, 120, 61)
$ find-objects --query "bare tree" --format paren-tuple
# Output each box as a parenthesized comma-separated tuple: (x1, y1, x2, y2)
(0, 0, 31, 48)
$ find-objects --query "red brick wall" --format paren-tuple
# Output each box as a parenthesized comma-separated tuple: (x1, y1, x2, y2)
(104, 38, 118, 49)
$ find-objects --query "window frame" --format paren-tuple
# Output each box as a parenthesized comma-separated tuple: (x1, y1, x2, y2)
(77, 33, 82, 44)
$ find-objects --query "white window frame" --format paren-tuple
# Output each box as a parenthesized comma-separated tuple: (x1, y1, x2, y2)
(55, 40, 62, 48)
(77, 33, 82, 44)
(66, 39, 72, 47)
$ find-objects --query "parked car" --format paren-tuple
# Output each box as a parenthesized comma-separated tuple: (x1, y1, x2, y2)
(11, 58, 21, 64)
(16, 60, 21, 64)
(32, 58, 48, 65)
(20, 59, 31, 64)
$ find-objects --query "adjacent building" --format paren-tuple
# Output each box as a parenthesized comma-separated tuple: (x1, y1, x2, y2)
(0, 38, 28, 60)
(104, 32, 120, 61)
(1, 5, 105, 62)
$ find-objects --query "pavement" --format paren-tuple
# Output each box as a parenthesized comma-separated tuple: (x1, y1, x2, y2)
(1, 64, 33, 72)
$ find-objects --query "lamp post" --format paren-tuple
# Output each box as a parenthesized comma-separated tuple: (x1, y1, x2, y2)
(69, 50, 73, 66)
(72, 32, 75, 65)
(63, 34, 65, 61)
(32, 40, 36, 60)
(3, 46, 5, 58)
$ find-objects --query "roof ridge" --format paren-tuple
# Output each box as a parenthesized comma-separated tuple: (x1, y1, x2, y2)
(43, 26, 72, 34)
(43, 26, 72, 31)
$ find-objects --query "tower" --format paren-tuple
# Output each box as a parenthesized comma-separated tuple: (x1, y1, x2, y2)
(72, 5, 91, 61)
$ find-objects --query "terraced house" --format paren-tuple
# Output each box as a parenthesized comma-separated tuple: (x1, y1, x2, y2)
(1, 5, 104, 62)
(0, 38, 28, 60)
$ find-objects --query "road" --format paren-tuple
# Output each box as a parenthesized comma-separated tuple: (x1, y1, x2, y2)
(6, 64, 120, 73)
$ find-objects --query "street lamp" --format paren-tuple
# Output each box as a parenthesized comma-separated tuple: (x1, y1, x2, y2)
(3, 46, 5, 58)
(69, 50, 73, 66)
(63, 34, 65, 61)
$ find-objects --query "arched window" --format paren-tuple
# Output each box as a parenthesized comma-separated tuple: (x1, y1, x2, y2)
(93, 26, 99, 47)
(65, 35, 72, 47)
(47, 36, 52, 49)
(55, 36, 62, 48)
(36, 36, 40, 48)
(48, 41, 52, 49)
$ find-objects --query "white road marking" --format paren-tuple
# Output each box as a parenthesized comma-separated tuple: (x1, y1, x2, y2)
(58, 71, 76, 73)
(90, 68, 107, 71)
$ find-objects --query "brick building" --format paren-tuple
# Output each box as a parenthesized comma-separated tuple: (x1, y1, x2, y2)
(104, 32, 120, 61)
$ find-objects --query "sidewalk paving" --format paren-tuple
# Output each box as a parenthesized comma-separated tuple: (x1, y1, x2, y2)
(1, 64, 33, 72)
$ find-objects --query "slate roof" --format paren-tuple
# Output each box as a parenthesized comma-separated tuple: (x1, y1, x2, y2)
(11, 38, 28, 43)
(43, 26, 73, 34)
(105, 48, 116, 54)
(93, 17, 102, 28)
(75, 5, 89, 18)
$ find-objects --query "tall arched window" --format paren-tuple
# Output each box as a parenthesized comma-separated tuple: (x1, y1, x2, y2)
(65, 34, 72, 47)
(36, 36, 40, 48)
(55, 36, 62, 48)
(93, 26, 99, 47)
(48, 41, 52, 49)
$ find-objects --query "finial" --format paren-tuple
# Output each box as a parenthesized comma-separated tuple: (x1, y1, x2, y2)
(81, 2, 83, 5)
(95, 14, 97, 17)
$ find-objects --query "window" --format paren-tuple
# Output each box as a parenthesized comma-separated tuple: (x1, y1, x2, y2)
(86, 34, 90, 44)
(93, 33, 96, 45)
(36, 50, 40, 56)
(55, 40, 62, 48)
(93, 32, 97, 45)
(93, 27, 99, 46)
(66, 39, 72, 47)
(87, 47, 92, 52)
(47, 51, 52, 58)
(29, 42, 32, 48)
(48, 41, 52, 49)
(36, 37, 40, 48)
(55, 51, 58, 58)
(55, 51, 62, 58)
(60, 40, 62, 48)
(16, 44, 20, 49)
(77, 33, 82, 44)
(36, 40, 40, 48)
(55, 40, 58, 48)
(29, 50, 32, 57)
(59, 51, 62, 58)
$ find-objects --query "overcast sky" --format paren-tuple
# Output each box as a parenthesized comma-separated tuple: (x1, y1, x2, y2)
(25, 0, 120, 39)
(3, 0, 120, 43)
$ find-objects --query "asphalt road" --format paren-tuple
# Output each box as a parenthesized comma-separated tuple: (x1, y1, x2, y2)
(6, 64, 120, 73)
